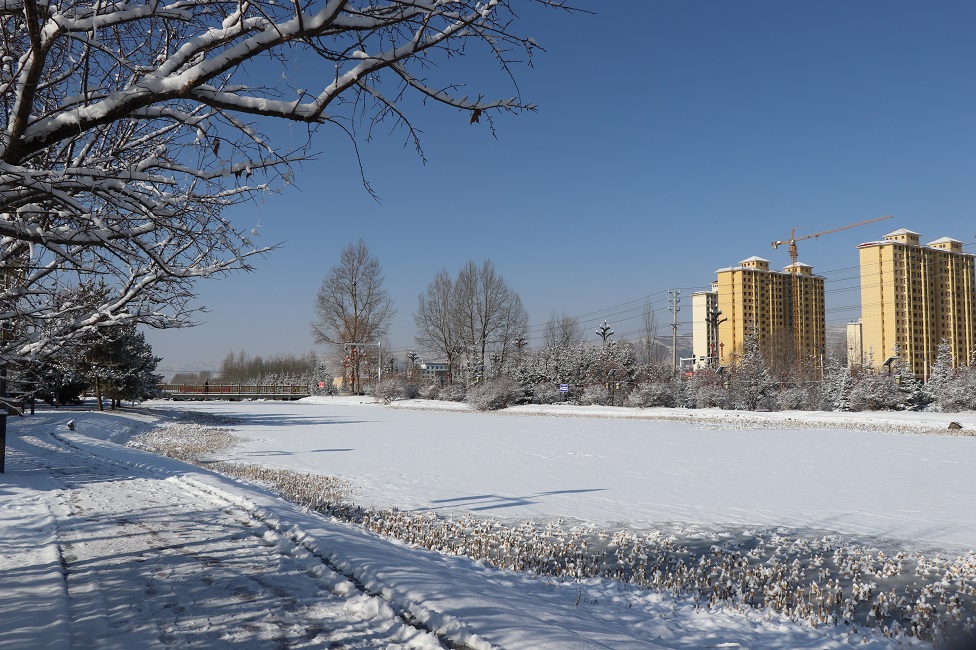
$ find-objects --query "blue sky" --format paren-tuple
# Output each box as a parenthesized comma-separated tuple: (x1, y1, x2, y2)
(145, 1, 976, 375)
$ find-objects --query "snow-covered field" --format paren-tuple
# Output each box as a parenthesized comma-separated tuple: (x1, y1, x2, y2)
(3, 398, 976, 649)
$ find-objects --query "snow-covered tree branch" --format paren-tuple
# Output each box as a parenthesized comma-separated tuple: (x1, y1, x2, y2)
(1, 0, 567, 363)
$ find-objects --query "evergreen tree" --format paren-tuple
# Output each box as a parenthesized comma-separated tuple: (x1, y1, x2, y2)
(729, 332, 778, 411)
(684, 368, 729, 409)
(924, 339, 955, 411)
(845, 372, 903, 411)
(74, 324, 162, 410)
(817, 358, 853, 411)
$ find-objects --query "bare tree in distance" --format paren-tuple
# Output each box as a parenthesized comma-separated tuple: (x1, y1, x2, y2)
(543, 311, 583, 349)
(311, 240, 394, 393)
(414, 260, 527, 383)
(413, 269, 461, 382)
(0, 0, 572, 364)
(454, 260, 528, 380)
(638, 301, 666, 366)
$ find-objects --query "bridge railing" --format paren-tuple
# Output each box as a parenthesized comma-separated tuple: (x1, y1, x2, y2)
(157, 383, 312, 397)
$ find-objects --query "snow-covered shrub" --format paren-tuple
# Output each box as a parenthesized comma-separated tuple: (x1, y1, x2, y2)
(466, 378, 523, 411)
(374, 378, 406, 404)
(624, 381, 677, 408)
(529, 382, 563, 404)
(776, 385, 813, 411)
(580, 384, 610, 406)
(439, 384, 466, 402)
(929, 366, 976, 412)
(683, 369, 729, 409)
(687, 382, 727, 409)
(401, 382, 421, 399)
(845, 373, 905, 411)
(419, 384, 441, 400)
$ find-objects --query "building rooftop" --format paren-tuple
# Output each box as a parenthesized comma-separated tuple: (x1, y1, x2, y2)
(883, 228, 920, 237)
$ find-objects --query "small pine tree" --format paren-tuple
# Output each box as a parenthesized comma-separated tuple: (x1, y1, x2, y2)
(684, 368, 729, 409)
(846, 372, 904, 411)
(818, 359, 853, 411)
(924, 339, 955, 411)
(729, 332, 778, 411)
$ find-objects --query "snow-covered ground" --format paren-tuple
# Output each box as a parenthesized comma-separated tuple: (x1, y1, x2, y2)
(3, 399, 975, 648)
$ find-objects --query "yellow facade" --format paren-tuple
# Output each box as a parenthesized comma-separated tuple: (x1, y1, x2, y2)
(715, 257, 826, 366)
(857, 229, 976, 377)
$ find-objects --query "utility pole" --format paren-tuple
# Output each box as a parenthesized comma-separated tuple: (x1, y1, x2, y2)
(669, 290, 681, 371)
(706, 303, 727, 368)
(596, 321, 614, 346)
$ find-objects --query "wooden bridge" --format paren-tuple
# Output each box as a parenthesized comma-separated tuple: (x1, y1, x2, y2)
(157, 383, 312, 401)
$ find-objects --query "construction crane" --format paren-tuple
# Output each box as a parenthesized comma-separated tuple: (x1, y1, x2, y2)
(772, 214, 893, 268)
(771, 214, 892, 364)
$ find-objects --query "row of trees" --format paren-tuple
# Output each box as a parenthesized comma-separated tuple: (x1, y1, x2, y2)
(413, 260, 528, 380)
(21, 323, 161, 409)
(373, 331, 976, 414)
(311, 241, 529, 392)
(171, 351, 324, 388)
(1, 0, 563, 400)
(310, 240, 674, 393)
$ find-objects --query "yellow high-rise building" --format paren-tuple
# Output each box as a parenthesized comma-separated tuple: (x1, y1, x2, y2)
(715, 256, 826, 367)
(857, 228, 976, 377)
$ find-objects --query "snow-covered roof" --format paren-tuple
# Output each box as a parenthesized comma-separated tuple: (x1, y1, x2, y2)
(884, 228, 920, 237)
(740, 255, 769, 263)
(928, 236, 962, 245)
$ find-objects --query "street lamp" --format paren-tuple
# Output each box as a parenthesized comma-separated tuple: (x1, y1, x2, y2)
(407, 350, 419, 380)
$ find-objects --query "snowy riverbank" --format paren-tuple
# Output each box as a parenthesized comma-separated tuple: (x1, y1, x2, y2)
(4, 401, 975, 648)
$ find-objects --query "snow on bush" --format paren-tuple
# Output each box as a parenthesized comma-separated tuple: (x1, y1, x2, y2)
(401, 382, 421, 400)
(129, 423, 244, 461)
(419, 384, 441, 400)
(529, 382, 563, 405)
(439, 384, 466, 402)
(465, 378, 523, 411)
(131, 422, 352, 507)
(845, 374, 906, 412)
(624, 381, 677, 408)
(776, 385, 814, 411)
(934, 370, 976, 412)
(580, 384, 609, 406)
(374, 378, 407, 404)
(207, 463, 353, 510)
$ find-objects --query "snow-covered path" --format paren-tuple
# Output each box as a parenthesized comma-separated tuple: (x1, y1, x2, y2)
(3, 418, 446, 649)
